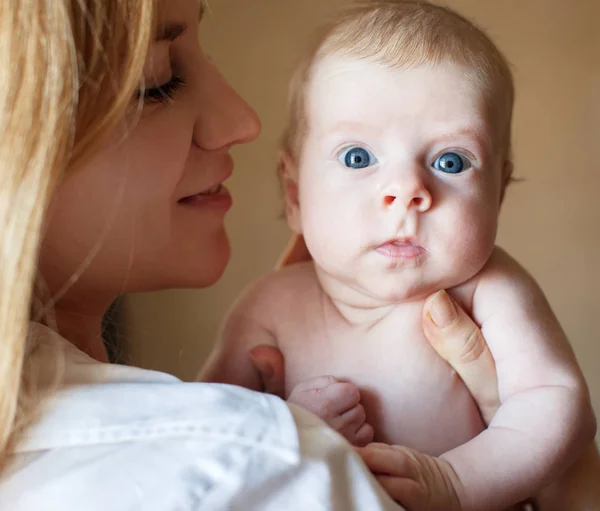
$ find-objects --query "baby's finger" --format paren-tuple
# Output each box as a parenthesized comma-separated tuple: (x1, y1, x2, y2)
(330, 405, 374, 446)
(353, 422, 375, 447)
(288, 378, 360, 418)
(330, 403, 366, 431)
(293, 375, 338, 393)
(316, 381, 361, 416)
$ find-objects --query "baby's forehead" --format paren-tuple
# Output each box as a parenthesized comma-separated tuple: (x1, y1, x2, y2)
(300, 55, 505, 153)
(308, 56, 496, 120)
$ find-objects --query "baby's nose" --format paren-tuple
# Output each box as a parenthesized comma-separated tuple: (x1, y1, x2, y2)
(383, 194, 428, 209)
(382, 180, 432, 212)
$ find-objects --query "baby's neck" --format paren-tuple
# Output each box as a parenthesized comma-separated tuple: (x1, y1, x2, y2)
(314, 265, 430, 329)
(327, 296, 396, 330)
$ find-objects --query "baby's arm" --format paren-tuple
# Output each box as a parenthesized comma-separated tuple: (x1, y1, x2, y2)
(441, 248, 596, 509)
(198, 281, 277, 391)
(199, 274, 374, 446)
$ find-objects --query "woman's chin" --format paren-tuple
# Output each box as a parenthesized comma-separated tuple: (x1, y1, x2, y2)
(186, 239, 231, 289)
(130, 233, 232, 291)
(198, 259, 230, 288)
(157, 259, 229, 291)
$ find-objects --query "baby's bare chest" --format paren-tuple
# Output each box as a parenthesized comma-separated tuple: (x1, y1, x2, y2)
(275, 302, 485, 456)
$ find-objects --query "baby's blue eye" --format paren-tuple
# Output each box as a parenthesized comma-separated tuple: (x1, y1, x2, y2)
(338, 146, 378, 169)
(432, 152, 471, 174)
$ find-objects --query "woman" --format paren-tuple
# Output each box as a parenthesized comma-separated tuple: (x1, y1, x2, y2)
(0, 0, 596, 509)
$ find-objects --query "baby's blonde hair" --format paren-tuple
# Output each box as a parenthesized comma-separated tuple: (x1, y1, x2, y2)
(0, 0, 155, 464)
(282, 0, 515, 178)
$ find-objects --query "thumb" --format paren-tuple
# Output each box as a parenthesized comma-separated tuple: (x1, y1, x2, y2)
(249, 344, 286, 399)
(422, 290, 500, 425)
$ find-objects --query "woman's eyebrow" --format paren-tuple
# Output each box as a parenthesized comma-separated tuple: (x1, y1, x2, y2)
(156, 5, 205, 42)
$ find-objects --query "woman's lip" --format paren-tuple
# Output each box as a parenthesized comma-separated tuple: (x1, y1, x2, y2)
(375, 240, 426, 260)
(180, 155, 235, 200)
(178, 185, 232, 212)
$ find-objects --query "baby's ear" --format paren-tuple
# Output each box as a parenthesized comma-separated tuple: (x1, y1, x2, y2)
(500, 159, 514, 204)
(279, 151, 302, 234)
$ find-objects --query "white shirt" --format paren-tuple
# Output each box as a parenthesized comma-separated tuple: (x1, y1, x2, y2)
(0, 323, 402, 510)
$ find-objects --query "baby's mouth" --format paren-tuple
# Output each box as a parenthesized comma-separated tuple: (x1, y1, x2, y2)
(375, 239, 426, 260)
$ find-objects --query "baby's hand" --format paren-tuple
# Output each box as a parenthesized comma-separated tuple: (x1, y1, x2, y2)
(287, 376, 374, 447)
(355, 443, 463, 511)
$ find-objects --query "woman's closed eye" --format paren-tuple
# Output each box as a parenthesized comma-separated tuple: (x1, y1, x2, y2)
(431, 151, 472, 174)
(138, 75, 186, 104)
(338, 146, 378, 170)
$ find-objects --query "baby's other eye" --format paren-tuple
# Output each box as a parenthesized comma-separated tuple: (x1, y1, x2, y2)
(432, 152, 472, 174)
(338, 146, 378, 169)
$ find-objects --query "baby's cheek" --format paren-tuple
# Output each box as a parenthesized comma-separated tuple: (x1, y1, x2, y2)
(301, 199, 361, 270)
(448, 207, 498, 277)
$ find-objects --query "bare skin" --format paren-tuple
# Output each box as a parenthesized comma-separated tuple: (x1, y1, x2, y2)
(250, 234, 600, 511)
(204, 247, 595, 510)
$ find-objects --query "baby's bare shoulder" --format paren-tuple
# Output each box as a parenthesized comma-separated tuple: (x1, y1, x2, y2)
(470, 246, 546, 321)
(476, 246, 538, 290)
(230, 262, 321, 319)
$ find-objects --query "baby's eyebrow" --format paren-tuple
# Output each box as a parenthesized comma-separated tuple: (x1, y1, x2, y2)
(325, 120, 374, 134)
(433, 126, 493, 151)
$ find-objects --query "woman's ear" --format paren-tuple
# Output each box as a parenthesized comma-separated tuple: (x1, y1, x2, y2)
(279, 151, 302, 234)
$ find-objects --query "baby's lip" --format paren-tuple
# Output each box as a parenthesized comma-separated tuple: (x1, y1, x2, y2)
(375, 237, 427, 259)
(378, 236, 421, 248)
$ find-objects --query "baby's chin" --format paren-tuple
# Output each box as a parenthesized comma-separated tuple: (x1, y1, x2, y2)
(320, 274, 454, 309)
(314, 254, 488, 307)
(364, 269, 482, 306)
(368, 281, 449, 305)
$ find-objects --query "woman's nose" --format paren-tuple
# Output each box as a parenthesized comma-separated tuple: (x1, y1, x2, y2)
(193, 61, 261, 151)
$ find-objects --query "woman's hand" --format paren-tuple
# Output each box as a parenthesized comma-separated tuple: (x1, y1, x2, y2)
(354, 443, 462, 511)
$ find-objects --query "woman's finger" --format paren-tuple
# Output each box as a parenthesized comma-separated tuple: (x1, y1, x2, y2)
(355, 444, 418, 480)
(249, 344, 286, 398)
(374, 475, 423, 508)
(422, 290, 500, 425)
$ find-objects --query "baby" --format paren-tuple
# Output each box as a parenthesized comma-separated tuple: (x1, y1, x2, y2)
(201, 1, 596, 509)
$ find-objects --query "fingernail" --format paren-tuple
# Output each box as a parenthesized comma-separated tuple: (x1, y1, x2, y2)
(427, 290, 457, 328)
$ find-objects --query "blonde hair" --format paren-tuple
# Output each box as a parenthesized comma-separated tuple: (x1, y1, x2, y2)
(0, 0, 156, 462)
(282, 0, 515, 171)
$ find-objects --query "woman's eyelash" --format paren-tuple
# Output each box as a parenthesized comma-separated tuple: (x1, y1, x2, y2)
(138, 75, 186, 104)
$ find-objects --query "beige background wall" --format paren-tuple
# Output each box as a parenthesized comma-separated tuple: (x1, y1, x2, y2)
(125, 0, 600, 439)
